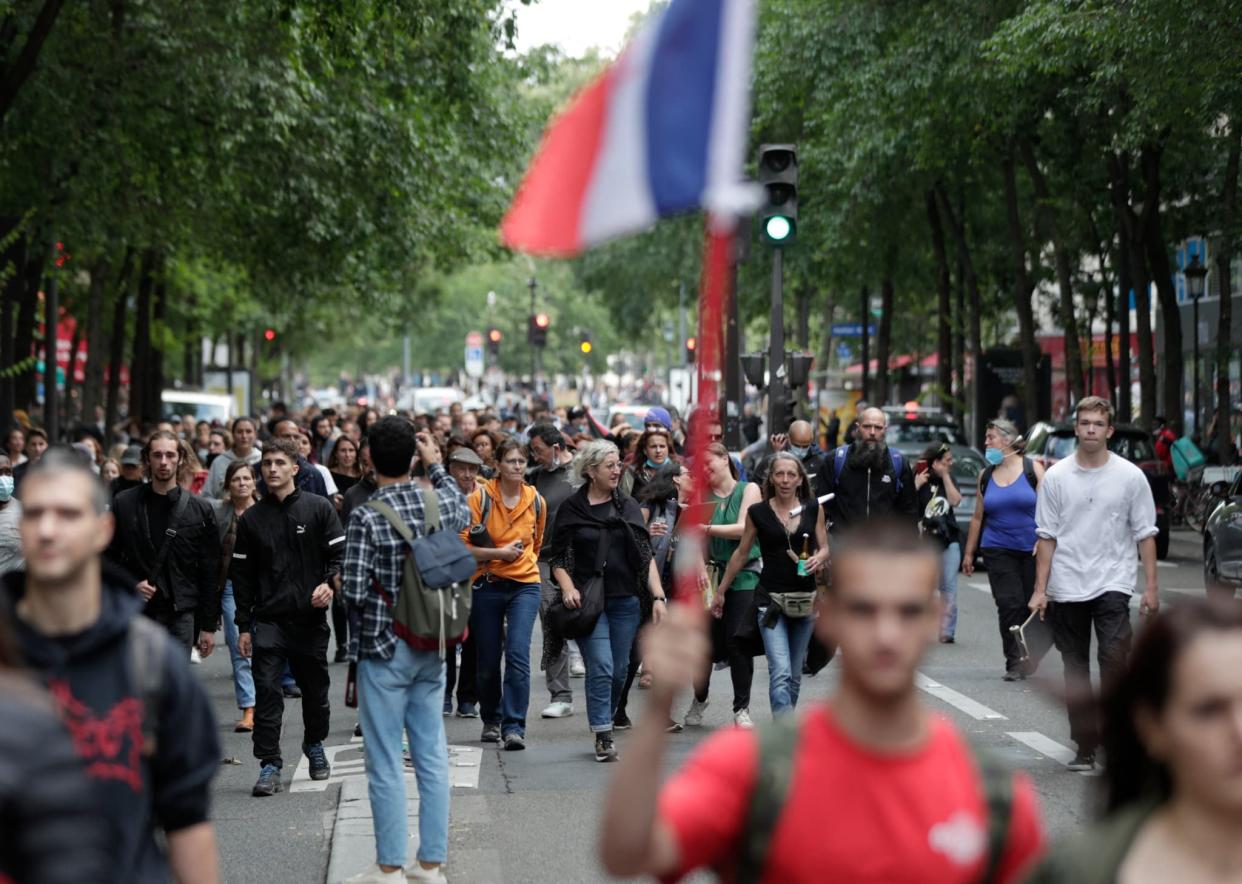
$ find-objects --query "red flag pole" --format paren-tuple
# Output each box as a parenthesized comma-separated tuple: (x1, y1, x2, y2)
(673, 214, 734, 606)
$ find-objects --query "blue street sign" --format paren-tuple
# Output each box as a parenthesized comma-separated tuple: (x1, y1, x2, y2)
(831, 322, 877, 337)
(836, 342, 852, 361)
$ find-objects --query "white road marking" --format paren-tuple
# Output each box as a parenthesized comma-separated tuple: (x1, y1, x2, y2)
(966, 581, 990, 594)
(1006, 731, 1102, 776)
(289, 742, 483, 792)
(915, 673, 1007, 720)
(1156, 561, 1178, 569)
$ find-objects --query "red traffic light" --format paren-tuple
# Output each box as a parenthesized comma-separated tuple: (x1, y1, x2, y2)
(488, 328, 503, 343)
(263, 328, 276, 342)
(534, 313, 550, 329)
(686, 336, 697, 351)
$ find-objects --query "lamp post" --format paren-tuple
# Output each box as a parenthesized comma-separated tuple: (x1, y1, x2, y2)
(1184, 254, 1207, 437)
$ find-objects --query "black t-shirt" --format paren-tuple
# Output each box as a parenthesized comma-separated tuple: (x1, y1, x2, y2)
(331, 471, 360, 495)
(144, 488, 175, 557)
(571, 501, 638, 598)
(747, 500, 818, 603)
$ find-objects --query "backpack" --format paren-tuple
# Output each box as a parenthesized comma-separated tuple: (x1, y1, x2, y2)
(363, 493, 476, 658)
(737, 716, 1014, 884)
(476, 486, 544, 530)
(978, 457, 1038, 501)
(126, 615, 167, 758)
(831, 444, 905, 495)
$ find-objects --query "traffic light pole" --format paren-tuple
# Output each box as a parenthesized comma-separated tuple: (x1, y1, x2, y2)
(768, 249, 785, 436)
(528, 278, 538, 385)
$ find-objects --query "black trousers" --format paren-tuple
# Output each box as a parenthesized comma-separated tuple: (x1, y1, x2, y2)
(444, 630, 478, 707)
(252, 618, 331, 767)
(331, 593, 349, 653)
(1049, 591, 1133, 755)
(982, 548, 1053, 674)
(694, 588, 756, 713)
(145, 604, 196, 652)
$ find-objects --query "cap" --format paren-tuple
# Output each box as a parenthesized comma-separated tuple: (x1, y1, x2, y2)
(447, 447, 484, 467)
(644, 407, 672, 430)
(120, 444, 143, 466)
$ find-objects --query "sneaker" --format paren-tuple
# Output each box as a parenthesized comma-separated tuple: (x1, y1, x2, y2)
(540, 701, 574, 718)
(481, 724, 501, 743)
(252, 762, 282, 797)
(665, 719, 684, 734)
(734, 709, 754, 729)
(354, 722, 363, 738)
(334, 647, 349, 663)
(939, 635, 955, 644)
(569, 659, 586, 678)
(304, 742, 330, 781)
(456, 702, 479, 718)
(1067, 751, 1096, 771)
(684, 698, 709, 727)
(345, 865, 404, 884)
(443, 698, 453, 716)
(503, 732, 526, 751)
(406, 864, 448, 883)
(594, 731, 618, 762)
(283, 683, 302, 699)
(1003, 669, 1025, 682)
(612, 713, 632, 731)
(190, 647, 202, 664)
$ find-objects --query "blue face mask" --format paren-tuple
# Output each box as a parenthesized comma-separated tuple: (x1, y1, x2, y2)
(984, 447, 1005, 466)
(0, 475, 12, 502)
(789, 445, 810, 459)
(645, 458, 663, 469)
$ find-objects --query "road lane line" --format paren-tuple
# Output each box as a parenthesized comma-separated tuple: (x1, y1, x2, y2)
(1006, 731, 1102, 776)
(915, 673, 1007, 720)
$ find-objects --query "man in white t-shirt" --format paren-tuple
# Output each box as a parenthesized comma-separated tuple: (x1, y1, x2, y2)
(1030, 396, 1158, 771)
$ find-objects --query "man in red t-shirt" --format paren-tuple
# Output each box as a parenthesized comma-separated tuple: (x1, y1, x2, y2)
(600, 522, 1045, 883)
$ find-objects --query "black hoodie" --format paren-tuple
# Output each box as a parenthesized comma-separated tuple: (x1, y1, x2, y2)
(2, 567, 220, 884)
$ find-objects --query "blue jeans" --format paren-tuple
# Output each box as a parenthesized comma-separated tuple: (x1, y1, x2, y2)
(757, 606, 816, 715)
(578, 595, 642, 732)
(940, 542, 961, 638)
(357, 643, 449, 868)
(220, 581, 255, 709)
(470, 580, 540, 736)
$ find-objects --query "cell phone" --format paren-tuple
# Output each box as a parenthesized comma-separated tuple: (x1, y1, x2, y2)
(915, 460, 930, 475)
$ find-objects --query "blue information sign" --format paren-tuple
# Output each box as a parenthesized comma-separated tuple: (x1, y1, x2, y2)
(831, 322, 877, 337)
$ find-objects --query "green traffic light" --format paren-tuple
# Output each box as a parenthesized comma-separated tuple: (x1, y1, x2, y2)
(765, 215, 792, 242)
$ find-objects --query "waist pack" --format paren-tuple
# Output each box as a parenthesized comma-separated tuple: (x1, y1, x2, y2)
(364, 494, 476, 658)
(764, 591, 817, 622)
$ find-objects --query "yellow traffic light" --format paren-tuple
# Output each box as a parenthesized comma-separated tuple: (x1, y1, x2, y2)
(580, 341, 593, 354)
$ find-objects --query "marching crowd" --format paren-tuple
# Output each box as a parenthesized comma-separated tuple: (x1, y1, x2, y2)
(1, 392, 1240, 884)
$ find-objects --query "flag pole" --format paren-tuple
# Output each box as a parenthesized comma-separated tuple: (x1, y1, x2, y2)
(673, 213, 734, 607)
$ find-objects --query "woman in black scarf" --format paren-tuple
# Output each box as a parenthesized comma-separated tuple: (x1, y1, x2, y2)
(547, 440, 668, 762)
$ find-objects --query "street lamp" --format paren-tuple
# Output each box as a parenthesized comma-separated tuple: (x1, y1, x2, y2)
(1184, 253, 1207, 437)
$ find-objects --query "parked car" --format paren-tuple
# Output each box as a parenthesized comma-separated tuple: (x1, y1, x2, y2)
(881, 411, 981, 539)
(1204, 470, 1242, 593)
(161, 390, 234, 424)
(1024, 421, 1172, 559)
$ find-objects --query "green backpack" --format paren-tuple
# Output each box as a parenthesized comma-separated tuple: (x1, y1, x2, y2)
(737, 716, 1014, 884)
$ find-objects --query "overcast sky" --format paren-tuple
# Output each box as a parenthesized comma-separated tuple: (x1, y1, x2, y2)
(511, 0, 653, 58)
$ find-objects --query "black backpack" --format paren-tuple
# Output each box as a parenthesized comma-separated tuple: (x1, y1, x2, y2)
(979, 457, 1038, 501)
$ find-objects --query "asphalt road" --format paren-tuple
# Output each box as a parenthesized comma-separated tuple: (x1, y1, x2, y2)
(204, 528, 1209, 883)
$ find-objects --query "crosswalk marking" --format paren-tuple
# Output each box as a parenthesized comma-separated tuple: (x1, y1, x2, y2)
(915, 673, 1007, 721)
(1006, 731, 1102, 776)
(289, 742, 483, 793)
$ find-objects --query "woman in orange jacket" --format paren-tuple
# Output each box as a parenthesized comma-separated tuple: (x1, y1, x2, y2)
(462, 436, 547, 751)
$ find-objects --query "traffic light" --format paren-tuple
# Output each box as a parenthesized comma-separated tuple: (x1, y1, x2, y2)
(685, 336, 697, 363)
(263, 328, 277, 342)
(579, 329, 593, 355)
(528, 313, 550, 348)
(758, 144, 798, 247)
(487, 327, 502, 356)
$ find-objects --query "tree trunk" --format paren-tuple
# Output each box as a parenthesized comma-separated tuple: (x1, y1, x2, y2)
(129, 250, 154, 428)
(12, 246, 43, 413)
(1215, 132, 1239, 464)
(1103, 258, 1117, 404)
(795, 288, 810, 350)
(62, 316, 81, 424)
(935, 185, 984, 441)
(79, 258, 109, 425)
(148, 274, 167, 421)
(817, 290, 836, 388)
(1116, 234, 1134, 421)
(1019, 139, 1085, 403)
(926, 190, 953, 413)
(1107, 152, 1157, 424)
(875, 274, 894, 405)
(1140, 145, 1184, 431)
(859, 285, 870, 401)
(103, 248, 133, 444)
(0, 228, 26, 430)
(953, 201, 966, 413)
(1001, 154, 1041, 427)
(0, 0, 67, 126)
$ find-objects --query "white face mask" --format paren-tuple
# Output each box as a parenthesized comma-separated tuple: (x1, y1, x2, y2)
(0, 475, 12, 502)
(789, 445, 810, 459)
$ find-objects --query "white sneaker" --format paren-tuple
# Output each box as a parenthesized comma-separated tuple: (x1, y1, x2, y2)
(345, 866, 404, 884)
(540, 701, 574, 718)
(569, 659, 586, 678)
(190, 647, 202, 665)
(684, 698, 708, 727)
(406, 864, 448, 883)
(734, 709, 754, 729)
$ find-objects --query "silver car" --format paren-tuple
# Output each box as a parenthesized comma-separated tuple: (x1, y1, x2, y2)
(885, 427, 985, 537)
(1205, 471, 1242, 592)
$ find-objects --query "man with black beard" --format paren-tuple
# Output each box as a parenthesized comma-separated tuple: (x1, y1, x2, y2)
(821, 407, 918, 533)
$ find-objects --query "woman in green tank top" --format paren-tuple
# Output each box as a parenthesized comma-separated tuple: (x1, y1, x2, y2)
(681, 443, 763, 730)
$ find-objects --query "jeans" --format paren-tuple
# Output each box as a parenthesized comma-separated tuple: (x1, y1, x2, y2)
(251, 619, 331, 767)
(757, 606, 815, 715)
(221, 581, 255, 709)
(694, 588, 755, 713)
(578, 595, 642, 732)
(982, 548, 1054, 674)
(539, 563, 572, 703)
(357, 643, 449, 868)
(939, 543, 961, 639)
(470, 580, 540, 736)
(1049, 591, 1133, 755)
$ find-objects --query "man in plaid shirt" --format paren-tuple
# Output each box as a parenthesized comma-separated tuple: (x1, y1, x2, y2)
(341, 417, 468, 884)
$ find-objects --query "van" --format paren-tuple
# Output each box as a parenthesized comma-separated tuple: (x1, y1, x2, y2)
(161, 390, 235, 424)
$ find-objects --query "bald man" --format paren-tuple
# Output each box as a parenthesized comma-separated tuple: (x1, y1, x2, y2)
(820, 407, 918, 532)
(760, 419, 827, 489)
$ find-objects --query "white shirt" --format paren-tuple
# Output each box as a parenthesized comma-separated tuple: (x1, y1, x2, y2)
(1035, 452, 1158, 602)
(315, 463, 338, 496)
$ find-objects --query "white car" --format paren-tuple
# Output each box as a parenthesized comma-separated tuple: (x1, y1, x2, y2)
(161, 390, 234, 424)
(397, 386, 463, 415)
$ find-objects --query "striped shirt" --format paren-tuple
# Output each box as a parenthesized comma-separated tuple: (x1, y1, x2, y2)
(341, 465, 469, 660)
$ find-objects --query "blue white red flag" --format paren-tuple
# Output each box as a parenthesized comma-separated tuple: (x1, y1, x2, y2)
(500, 0, 756, 257)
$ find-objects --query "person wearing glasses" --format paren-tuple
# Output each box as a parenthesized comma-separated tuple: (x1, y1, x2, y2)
(913, 443, 962, 643)
(461, 438, 546, 751)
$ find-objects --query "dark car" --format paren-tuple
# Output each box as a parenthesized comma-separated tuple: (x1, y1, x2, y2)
(1204, 471, 1242, 592)
(1024, 421, 1172, 559)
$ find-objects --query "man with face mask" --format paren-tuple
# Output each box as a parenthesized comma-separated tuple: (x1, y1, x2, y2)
(0, 454, 20, 576)
(758, 420, 826, 488)
(820, 407, 918, 533)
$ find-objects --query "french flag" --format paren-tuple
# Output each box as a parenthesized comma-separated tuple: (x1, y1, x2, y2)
(500, 0, 756, 257)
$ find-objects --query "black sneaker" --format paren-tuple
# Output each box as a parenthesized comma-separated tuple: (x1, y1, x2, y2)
(252, 762, 283, 797)
(283, 684, 302, 699)
(353, 722, 362, 738)
(456, 702, 480, 718)
(304, 742, 330, 781)
(1003, 669, 1025, 682)
(481, 724, 501, 744)
(612, 713, 632, 730)
(594, 731, 618, 762)
(333, 647, 348, 663)
(1067, 751, 1095, 771)
(503, 732, 526, 751)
